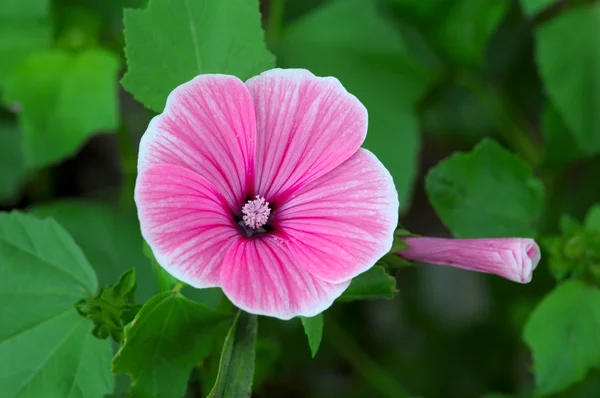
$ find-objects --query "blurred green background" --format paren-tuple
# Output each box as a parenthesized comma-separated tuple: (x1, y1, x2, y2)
(1, 0, 599, 397)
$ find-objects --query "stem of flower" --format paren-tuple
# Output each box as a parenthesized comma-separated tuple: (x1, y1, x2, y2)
(326, 316, 411, 398)
(457, 71, 540, 166)
(266, 0, 285, 48)
(116, 122, 137, 210)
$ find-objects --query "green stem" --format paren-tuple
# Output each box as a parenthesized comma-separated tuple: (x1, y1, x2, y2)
(116, 123, 137, 210)
(266, 0, 285, 48)
(326, 317, 411, 398)
(457, 71, 540, 166)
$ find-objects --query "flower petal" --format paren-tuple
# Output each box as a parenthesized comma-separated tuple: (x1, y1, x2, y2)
(245, 68, 368, 201)
(135, 163, 239, 287)
(220, 235, 350, 320)
(273, 149, 399, 284)
(138, 74, 256, 211)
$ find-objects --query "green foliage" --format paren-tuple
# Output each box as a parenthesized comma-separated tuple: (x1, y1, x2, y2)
(142, 241, 179, 292)
(0, 212, 114, 397)
(524, 281, 600, 395)
(520, 0, 555, 17)
(392, 0, 509, 65)
(541, 102, 586, 168)
(76, 268, 141, 343)
(300, 314, 323, 358)
(112, 291, 231, 398)
(29, 200, 156, 301)
(122, 0, 275, 112)
(0, 123, 26, 202)
(535, 3, 600, 155)
(4, 49, 120, 169)
(208, 311, 258, 398)
(426, 139, 545, 238)
(278, 0, 430, 209)
(338, 266, 398, 302)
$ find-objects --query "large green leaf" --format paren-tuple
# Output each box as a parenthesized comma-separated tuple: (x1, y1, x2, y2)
(300, 314, 323, 358)
(0, 212, 114, 397)
(524, 281, 600, 395)
(1, 0, 49, 18)
(541, 101, 586, 168)
(338, 266, 398, 302)
(208, 311, 258, 398)
(3, 49, 120, 169)
(29, 200, 156, 301)
(520, 0, 555, 17)
(122, 0, 274, 112)
(112, 291, 231, 398)
(279, 0, 430, 209)
(426, 139, 545, 238)
(535, 3, 600, 154)
(0, 123, 26, 202)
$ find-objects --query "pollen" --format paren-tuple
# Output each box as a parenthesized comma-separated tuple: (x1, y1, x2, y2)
(242, 196, 271, 229)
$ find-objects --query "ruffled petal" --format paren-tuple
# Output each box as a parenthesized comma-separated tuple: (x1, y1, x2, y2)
(220, 235, 350, 320)
(273, 149, 399, 283)
(245, 68, 368, 201)
(138, 74, 256, 211)
(135, 164, 239, 287)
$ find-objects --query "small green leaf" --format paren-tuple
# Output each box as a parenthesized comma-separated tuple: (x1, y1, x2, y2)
(4, 49, 120, 169)
(338, 266, 398, 302)
(278, 0, 430, 209)
(0, 211, 114, 397)
(0, 123, 26, 202)
(519, 0, 555, 17)
(535, 3, 600, 154)
(524, 281, 600, 395)
(112, 291, 231, 398)
(300, 314, 323, 358)
(30, 200, 156, 301)
(585, 204, 600, 232)
(122, 0, 274, 112)
(426, 139, 545, 238)
(143, 241, 179, 292)
(76, 268, 141, 343)
(208, 311, 258, 398)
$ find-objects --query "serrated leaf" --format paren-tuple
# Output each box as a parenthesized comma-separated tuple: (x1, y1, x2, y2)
(524, 281, 600, 395)
(535, 3, 600, 154)
(278, 0, 430, 209)
(4, 49, 120, 169)
(338, 266, 398, 302)
(30, 200, 156, 302)
(208, 311, 258, 398)
(300, 314, 323, 358)
(112, 291, 231, 398)
(426, 139, 545, 238)
(0, 123, 26, 202)
(122, 0, 275, 112)
(0, 211, 114, 397)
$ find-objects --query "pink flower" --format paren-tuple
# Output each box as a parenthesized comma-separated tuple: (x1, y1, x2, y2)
(397, 237, 541, 283)
(135, 69, 398, 319)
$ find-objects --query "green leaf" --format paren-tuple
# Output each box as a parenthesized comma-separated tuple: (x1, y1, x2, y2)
(520, 0, 555, 17)
(143, 241, 179, 292)
(535, 3, 600, 154)
(1, 0, 49, 18)
(208, 311, 258, 398)
(426, 139, 545, 238)
(4, 49, 120, 169)
(541, 101, 587, 168)
(392, 0, 509, 65)
(76, 268, 141, 343)
(122, 0, 275, 112)
(524, 281, 600, 395)
(278, 0, 430, 209)
(585, 204, 600, 232)
(338, 266, 398, 302)
(112, 291, 231, 398)
(0, 123, 26, 202)
(300, 314, 323, 358)
(0, 211, 114, 397)
(29, 200, 156, 301)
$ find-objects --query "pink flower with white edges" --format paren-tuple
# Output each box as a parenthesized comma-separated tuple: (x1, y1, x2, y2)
(135, 69, 399, 320)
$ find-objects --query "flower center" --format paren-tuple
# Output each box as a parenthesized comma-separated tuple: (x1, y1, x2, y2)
(241, 196, 271, 230)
